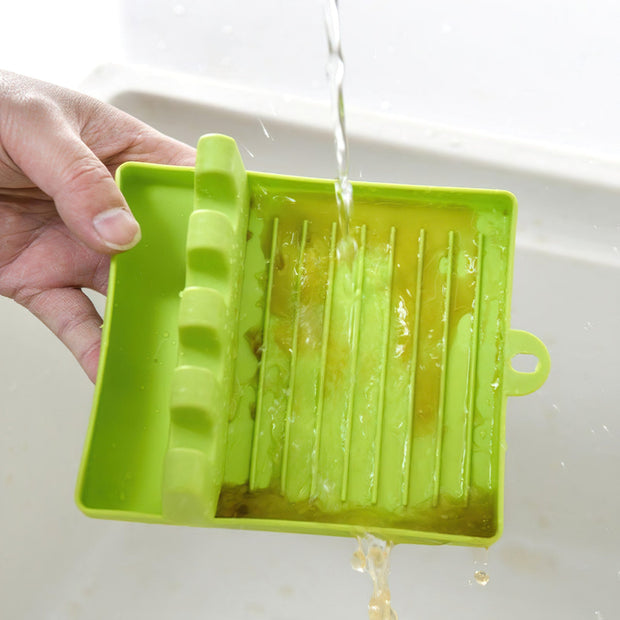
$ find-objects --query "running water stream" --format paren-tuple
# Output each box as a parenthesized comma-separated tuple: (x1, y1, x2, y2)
(324, 4, 399, 619)
(324, 0, 356, 262)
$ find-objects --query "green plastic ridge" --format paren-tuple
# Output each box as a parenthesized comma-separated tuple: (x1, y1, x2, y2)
(161, 135, 250, 524)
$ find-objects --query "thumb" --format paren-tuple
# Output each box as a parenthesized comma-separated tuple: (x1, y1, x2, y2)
(56, 146, 142, 253)
(7, 106, 141, 254)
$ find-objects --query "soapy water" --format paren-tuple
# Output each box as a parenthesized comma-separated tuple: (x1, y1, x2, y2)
(352, 535, 399, 620)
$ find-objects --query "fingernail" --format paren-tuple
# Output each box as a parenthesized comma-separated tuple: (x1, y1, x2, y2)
(93, 207, 141, 251)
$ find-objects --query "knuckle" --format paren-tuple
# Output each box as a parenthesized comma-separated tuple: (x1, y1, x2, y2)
(0, 73, 61, 117)
(58, 307, 88, 341)
(62, 155, 109, 191)
(19, 93, 52, 116)
(77, 337, 100, 371)
(11, 90, 59, 121)
(12, 286, 42, 311)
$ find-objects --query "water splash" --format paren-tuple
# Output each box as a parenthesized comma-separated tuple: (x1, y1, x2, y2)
(242, 145, 255, 159)
(259, 119, 274, 141)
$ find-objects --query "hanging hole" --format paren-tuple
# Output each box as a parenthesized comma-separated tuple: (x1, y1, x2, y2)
(511, 354, 539, 373)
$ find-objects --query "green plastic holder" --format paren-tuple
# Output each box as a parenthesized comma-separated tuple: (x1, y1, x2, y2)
(76, 134, 550, 546)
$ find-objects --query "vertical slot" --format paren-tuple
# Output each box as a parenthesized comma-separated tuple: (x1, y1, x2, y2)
(280, 219, 310, 494)
(465, 233, 484, 503)
(249, 217, 279, 490)
(371, 227, 396, 504)
(402, 228, 426, 506)
(432, 230, 455, 507)
(311, 222, 338, 497)
(341, 225, 367, 502)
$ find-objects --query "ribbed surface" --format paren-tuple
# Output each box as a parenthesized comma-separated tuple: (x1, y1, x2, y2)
(246, 215, 487, 516)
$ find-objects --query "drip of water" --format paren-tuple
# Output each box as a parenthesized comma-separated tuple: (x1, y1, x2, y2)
(324, 0, 355, 253)
(351, 535, 399, 620)
(474, 569, 490, 586)
(472, 547, 490, 586)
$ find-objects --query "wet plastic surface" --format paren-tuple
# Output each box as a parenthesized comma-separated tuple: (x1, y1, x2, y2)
(77, 134, 549, 546)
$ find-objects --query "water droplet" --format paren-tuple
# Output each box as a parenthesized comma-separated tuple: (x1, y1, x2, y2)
(594, 611, 604, 620)
(560, 460, 566, 469)
(584, 320, 593, 331)
(472, 547, 490, 586)
(351, 548, 366, 572)
(474, 570, 490, 586)
(441, 23, 453, 34)
(222, 24, 233, 35)
(173, 4, 186, 16)
(163, 331, 170, 338)
(259, 119, 273, 141)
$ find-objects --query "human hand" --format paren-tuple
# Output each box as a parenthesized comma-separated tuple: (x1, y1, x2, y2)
(0, 71, 195, 382)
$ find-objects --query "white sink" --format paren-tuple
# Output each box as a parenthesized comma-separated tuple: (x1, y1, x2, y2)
(1, 64, 618, 620)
